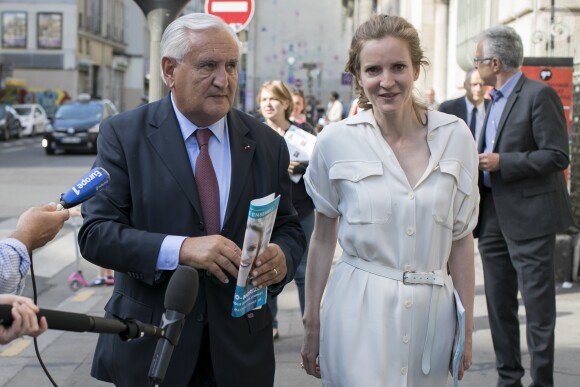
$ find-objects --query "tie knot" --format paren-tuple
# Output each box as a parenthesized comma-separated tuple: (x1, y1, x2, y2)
(490, 89, 503, 102)
(195, 128, 212, 148)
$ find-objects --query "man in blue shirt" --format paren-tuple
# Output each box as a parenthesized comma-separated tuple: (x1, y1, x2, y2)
(475, 25, 573, 387)
(0, 202, 69, 343)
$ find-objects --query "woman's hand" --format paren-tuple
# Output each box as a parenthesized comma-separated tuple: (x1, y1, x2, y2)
(288, 161, 308, 176)
(450, 334, 473, 380)
(301, 319, 321, 378)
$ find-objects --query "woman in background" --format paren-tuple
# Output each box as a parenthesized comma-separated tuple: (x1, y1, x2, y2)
(258, 80, 315, 339)
(290, 88, 315, 134)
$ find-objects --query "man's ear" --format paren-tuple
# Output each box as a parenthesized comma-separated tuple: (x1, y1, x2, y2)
(161, 57, 176, 87)
(491, 57, 501, 73)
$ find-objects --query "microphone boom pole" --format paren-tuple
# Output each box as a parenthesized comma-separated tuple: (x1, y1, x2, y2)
(0, 305, 162, 341)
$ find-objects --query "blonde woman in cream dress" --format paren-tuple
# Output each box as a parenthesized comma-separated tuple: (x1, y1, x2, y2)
(301, 15, 479, 387)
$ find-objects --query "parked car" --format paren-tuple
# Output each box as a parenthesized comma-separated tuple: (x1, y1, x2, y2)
(42, 94, 119, 155)
(13, 103, 49, 137)
(0, 104, 24, 141)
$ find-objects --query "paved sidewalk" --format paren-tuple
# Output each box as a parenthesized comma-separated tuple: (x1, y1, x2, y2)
(2, 229, 579, 386)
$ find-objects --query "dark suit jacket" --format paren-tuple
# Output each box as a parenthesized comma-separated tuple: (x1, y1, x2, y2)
(78, 94, 305, 387)
(439, 96, 490, 137)
(475, 74, 573, 241)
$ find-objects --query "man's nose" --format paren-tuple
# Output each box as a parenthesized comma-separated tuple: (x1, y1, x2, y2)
(213, 67, 229, 87)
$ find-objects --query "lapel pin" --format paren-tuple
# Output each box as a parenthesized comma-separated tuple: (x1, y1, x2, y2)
(244, 144, 251, 150)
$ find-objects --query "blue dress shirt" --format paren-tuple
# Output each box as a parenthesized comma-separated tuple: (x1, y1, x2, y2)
(156, 95, 232, 270)
(0, 238, 30, 294)
(482, 71, 523, 187)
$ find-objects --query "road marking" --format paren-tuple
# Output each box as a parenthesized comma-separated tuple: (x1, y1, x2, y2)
(0, 146, 27, 153)
(0, 339, 31, 357)
(71, 289, 95, 302)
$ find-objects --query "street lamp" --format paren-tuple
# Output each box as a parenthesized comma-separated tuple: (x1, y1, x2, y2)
(287, 56, 296, 85)
(301, 62, 317, 98)
(134, 0, 189, 102)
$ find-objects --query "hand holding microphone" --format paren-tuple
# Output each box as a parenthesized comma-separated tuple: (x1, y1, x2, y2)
(8, 202, 71, 254)
(0, 294, 47, 344)
(6, 167, 110, 255)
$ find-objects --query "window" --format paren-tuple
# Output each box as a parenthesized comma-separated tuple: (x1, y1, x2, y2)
(455, 1, 487, 70)
(2, 11, 27, 48)
(37, 12, 62, 49)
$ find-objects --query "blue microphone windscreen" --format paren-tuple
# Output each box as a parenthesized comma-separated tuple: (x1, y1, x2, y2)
(60, 167, 110, 209)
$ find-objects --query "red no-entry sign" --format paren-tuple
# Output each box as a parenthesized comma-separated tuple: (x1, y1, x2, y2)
(205, 0, 255, 33)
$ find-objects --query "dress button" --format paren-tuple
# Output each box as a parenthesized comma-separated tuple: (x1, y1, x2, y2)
(402, 335, 410, 343)
(428, 133, 435, 141)
(196, 313, 205, 323)
(404, 300, 413, 308)
(400, 366, 408, 375)
(406, 227, 414, 235)
(404, 264, 412, 271)
(353, 175, 359, 180)
(408, 192, 415, 200)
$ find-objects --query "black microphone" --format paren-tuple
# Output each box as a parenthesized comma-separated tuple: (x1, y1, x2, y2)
(0, 305, 162, 341)
(57, 167, 110, 210)
(148, 266, 199, 387)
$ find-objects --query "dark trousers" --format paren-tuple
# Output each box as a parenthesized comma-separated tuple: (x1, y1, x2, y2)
(189, 324, 217, 387)
(478, 188, 556, 387)
(270, 211, 314, 326)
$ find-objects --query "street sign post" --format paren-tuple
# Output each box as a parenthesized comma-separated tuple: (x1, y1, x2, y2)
(205, 0, 254, 33)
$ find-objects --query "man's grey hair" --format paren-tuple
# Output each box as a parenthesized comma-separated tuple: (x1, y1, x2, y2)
(476, 25, 523, 72)
(159, 13, 242, 80)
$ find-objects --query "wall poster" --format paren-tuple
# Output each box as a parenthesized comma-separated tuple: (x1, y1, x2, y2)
(2, 11, 27, 48)
(37, 12, 62, 49)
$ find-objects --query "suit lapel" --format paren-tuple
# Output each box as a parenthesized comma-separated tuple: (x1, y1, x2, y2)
(145, 95, 203, 217)
(224, 111, 256, 225)
(459, 98, 468, 123)
(492, 75, 526, 152)
(478, 110, 489, 153)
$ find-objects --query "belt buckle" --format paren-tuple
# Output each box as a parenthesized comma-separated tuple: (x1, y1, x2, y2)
(402, 270, 415, 285)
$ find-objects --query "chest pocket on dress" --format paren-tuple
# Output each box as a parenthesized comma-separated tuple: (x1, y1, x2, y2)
(329, 161, 391, 224)
(432, 159, 472, 229)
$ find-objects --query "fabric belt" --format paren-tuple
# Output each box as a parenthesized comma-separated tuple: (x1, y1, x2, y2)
(341, 254, 445, 375)
(341, 254, 445, 286)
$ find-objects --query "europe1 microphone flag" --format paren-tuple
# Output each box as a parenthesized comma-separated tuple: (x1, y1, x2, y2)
(57, 167, 110, 210)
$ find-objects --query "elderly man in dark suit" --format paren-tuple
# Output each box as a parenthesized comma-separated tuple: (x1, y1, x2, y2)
(475, 25, 573, 387)
(439, 68, 490, 141)
(78, 13, 305, 387)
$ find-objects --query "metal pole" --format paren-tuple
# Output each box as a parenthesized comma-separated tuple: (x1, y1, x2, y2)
(134, 0, 189, 102)
(147, 9, 169, 102)
(550, 0, 555, 52)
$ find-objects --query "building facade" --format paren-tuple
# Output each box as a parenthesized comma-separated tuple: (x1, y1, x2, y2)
(0, 0, 129, 111)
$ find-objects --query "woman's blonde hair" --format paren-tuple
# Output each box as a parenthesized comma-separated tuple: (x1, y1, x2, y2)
(345, 14, 429, 124)
(257, 80, 294, 121)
